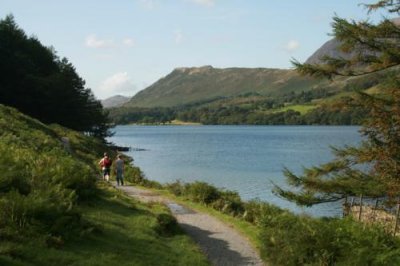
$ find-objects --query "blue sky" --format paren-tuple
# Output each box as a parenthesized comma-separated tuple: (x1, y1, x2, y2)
(1, 0, 390, 99)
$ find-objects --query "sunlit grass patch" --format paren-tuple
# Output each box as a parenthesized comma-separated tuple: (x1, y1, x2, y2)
(273, 104, 317, 114)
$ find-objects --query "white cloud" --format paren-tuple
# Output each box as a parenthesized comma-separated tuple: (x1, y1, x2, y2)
(85, 34, 115, 48)
(174, 30, 184, 44)
(123, 38, 135, 47)
(285, 40, 300, 53)
(85, 35, 136, 49)
(189, 0, 215, 7)
(98, 72, 138, 98)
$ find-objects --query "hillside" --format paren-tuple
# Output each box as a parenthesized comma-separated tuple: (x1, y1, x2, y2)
(109, 34, 392, 125)
(126, 66, 325, 108)
(109, 69, 384, 125)
(306, 17, 400, 64)
(0, 104, 208, 265)
(305, 38, 346, 64)
(101, 95, 130, 108)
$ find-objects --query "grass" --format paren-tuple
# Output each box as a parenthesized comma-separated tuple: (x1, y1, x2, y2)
(167, 120, 202, 126)
(0, 183, 210, 266)
(0, 104, 209, 266)
(128, 120, 202, 126)
(272, 104, 317, 115)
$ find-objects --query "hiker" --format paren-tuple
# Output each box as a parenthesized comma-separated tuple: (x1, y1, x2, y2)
(99, 152, 112, 181)
(115, 154, 125, 186)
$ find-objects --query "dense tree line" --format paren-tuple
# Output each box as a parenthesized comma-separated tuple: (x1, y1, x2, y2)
(175, 103, 365, 125)
(109, 107, 176, 124)
(109, 88, 366, 125)
(0, 15, 111, 138)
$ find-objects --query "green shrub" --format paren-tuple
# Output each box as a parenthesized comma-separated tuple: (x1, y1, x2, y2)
(155, 213, 178, 236)
(166, 180, 246, 217)
(0, 190, 31, 229)
(211, 190, 244, 216)
(165, 180, 185, 196)
(0, 144, 32, 195)
(259, 212, 400, 265)
(243, 199, 283, 225)
(185, 181, 220, 205)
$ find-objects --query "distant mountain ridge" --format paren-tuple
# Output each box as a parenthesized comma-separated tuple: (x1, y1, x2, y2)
(305, 39, 345, 64)
(306, 18, 400, 64)
(120, 17, 400, 110)
(125, 66, 323, 108)
(102, 95, 130, 108)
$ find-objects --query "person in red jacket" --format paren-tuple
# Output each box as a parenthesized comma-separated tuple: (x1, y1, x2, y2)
(99, 152, 112, 181)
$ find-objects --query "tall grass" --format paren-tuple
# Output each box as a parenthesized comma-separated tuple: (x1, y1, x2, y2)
(0, 114, 98, 246)
(0, 104, 209, 265)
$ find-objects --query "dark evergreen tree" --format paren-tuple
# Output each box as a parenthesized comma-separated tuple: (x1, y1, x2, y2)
(275, 2, 400, 205)
(0, 15, 112, 138)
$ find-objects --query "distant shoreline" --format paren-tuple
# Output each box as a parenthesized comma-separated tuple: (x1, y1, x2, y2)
(123, 123, 360, 127)
(129, 120, 202, 126)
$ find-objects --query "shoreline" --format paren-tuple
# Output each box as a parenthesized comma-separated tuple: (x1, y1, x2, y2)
(128, 119, 203, 126)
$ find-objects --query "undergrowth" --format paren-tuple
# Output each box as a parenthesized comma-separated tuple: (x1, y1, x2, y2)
(0, 104, 208, 265)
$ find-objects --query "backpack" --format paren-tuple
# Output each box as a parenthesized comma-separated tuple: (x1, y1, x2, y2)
(103, 158, 112, 168)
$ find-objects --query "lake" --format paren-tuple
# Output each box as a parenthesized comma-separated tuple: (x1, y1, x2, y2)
(109, 125, 361, 217)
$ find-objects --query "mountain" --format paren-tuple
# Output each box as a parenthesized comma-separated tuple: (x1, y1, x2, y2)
(101, 95, 131, 108)
(305, 38, 346, 64)
(111, 63, 382, 125)
(111, 32, 392, 125)
(125, 66, 325, 108)
(306, 18, 400, 64)
(305, 38, 377, 65)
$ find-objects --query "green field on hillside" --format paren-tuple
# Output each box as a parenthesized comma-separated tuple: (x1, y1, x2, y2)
(272, 104, 317, 114)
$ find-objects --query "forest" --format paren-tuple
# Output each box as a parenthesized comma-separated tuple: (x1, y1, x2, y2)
(0, 15, 111, 139)
(108, 88, 368, 125)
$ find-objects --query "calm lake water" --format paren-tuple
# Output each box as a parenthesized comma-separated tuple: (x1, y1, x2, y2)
(109, 125, 361, 217)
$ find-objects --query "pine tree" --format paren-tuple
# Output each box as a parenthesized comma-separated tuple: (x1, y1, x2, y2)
(275, 2, 400, 206)
(0, 15, 112, 139)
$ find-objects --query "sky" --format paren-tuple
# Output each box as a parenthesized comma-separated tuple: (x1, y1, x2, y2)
(1, 0, 391, 99)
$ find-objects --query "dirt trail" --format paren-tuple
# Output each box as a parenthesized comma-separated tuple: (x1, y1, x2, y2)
(115, 185, 264, 266)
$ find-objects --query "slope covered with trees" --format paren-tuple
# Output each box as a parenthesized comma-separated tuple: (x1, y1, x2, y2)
(0, 15, 111, 138)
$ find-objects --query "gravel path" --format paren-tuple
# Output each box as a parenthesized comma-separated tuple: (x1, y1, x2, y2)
(115, 184, 264, 266)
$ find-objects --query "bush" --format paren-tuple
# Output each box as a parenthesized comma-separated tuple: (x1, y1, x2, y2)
(184, 182, 220, 205)
(0, 190, 32, 229)
(211, 190, 244, 216)
(124, 166, 145, 184)
(259, 212, 400, 265)
(155, 213, 178, 236)
(165, 180, 185, 196)
(243, 200, 282, 225)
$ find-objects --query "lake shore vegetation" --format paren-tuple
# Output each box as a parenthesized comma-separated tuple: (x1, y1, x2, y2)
(122, 175, 400, 265)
